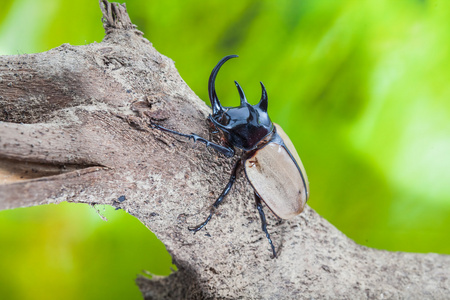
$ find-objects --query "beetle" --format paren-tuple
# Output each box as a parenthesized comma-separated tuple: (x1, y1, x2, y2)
(151, 55, 309, 257)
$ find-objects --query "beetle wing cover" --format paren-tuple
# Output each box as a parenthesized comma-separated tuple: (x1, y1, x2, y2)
(274, 124, 309, 199)
(244, 131, 309, 219)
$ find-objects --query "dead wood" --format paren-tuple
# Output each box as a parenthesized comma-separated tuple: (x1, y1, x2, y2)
(0, 1, 449, 299)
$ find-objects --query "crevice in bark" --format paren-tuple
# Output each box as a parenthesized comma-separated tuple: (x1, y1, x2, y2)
(0, 157, 94, 184)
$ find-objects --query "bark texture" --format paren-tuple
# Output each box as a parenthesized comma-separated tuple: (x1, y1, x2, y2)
(0, 1, 449, 299)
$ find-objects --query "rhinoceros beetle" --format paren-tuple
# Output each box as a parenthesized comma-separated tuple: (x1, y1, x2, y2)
(151, 55, 309, 258)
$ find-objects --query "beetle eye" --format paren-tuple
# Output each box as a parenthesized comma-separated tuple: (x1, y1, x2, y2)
(219, 113, 230, 125)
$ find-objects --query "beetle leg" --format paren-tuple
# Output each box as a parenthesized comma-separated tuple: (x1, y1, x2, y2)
(188, 160, 241, 233)
(189, 134, 235, 158)
(150, 123, 235, 158)
(255, 193, 277, 258)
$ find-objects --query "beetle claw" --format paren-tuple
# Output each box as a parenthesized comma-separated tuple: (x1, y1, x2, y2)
(189, 212, 214, 233)
(187, 226, 201, 234)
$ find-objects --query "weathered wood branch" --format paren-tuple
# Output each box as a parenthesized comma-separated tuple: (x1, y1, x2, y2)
(0, 1, 449, 299)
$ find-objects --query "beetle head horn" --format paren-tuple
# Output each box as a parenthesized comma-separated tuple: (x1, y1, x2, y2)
(234, 81, 249, 106)
(257, 82, 268, 113)
(208, 54, 239, 116)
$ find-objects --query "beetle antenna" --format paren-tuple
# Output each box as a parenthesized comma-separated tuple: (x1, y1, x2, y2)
(208, 54, 239, 116)
(234, 80, 249, 106)
(257, 81, 268, 113)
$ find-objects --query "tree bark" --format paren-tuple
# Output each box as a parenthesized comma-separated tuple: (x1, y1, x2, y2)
(0, 1, 448, 299)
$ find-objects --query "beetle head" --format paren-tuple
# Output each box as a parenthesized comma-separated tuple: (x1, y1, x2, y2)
(208, 55, 273, 151)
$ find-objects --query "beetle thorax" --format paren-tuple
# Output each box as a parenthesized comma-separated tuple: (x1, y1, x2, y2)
(211, 104, 273, 151)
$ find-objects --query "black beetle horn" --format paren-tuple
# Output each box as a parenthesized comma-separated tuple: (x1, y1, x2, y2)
(234, 81, 249, 106)
(257, 82, 268, 112)
(208, 54, 239, 116)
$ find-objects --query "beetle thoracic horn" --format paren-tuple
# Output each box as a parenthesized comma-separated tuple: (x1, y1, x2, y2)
(257, 81, 268, 113)
(208, 54, 239, 116)
(234, 81, 249, 106)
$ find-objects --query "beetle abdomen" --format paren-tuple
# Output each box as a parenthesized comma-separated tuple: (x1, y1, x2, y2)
(244, 124, 309, 220)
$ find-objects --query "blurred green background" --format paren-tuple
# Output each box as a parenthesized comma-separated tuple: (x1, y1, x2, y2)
(1, 0, 450, 299)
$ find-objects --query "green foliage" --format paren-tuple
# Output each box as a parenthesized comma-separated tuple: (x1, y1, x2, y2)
(0, 203, 174, 300)
(1, 0, 450, 298)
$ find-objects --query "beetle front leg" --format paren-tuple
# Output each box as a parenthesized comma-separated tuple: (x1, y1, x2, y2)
(255, 193, 277, 258)
(150, 123, 235, 158)
(188, 160, 241, 233)
(189, 133, 235, 158)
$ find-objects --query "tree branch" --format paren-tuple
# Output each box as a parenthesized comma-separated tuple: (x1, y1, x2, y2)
(0, 1, 448, 299)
